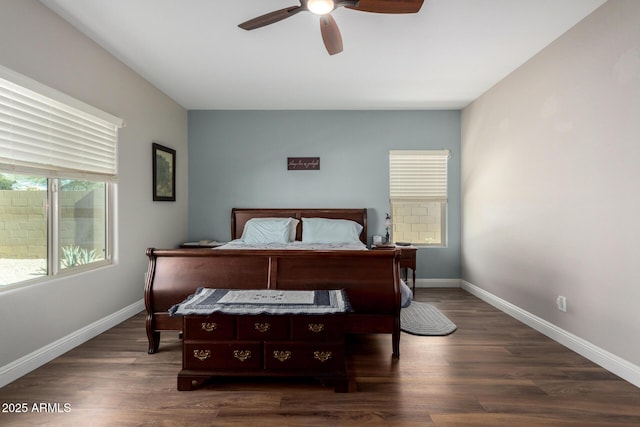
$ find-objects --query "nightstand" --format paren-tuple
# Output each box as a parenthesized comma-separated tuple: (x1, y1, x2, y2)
(397, 246, 417, 295)
(372, 244, 417, 294)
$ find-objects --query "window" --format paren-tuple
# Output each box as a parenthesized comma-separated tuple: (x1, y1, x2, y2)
(389, 149, 450, 247)
(0, 66, 122, 288)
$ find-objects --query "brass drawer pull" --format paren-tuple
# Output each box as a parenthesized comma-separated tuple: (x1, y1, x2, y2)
(313, 351, 332, 363)
(233, 350, 252, 362)
(254, 323, 271, 333)
(308, 323, 325, 333)
(201, 322, 217, 332)
(273, 350, 292, 362)
(193, 349, 211, 361)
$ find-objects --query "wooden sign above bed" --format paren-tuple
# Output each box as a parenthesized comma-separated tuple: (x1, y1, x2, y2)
(288, 157, 320, 170)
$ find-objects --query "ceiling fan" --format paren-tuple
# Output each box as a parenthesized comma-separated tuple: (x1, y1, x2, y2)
(238, 0, 425, 55)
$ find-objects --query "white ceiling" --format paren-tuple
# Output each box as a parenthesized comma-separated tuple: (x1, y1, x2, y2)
(40, 0, 606, 110)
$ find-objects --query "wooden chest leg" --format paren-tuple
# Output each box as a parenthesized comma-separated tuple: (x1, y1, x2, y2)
(177, 372, 208, 391)
(334, 375, 349, 393)
(177, 375, 194, 391)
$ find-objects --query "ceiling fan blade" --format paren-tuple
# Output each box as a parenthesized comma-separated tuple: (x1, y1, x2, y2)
(335, 0, 360, 8)
(238, 5, 305, 30)
(346, 0, 424, 14)
(319, 14, 343, 56)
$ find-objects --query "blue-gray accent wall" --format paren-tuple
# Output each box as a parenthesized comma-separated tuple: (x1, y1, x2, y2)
(188, 110, 461, 279)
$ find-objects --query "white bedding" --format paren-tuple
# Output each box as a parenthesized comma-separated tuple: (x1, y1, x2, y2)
(214, 240, 413, 307)
(216, 240, 368, 251)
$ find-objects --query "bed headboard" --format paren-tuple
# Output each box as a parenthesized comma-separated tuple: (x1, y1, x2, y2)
(231, 208, 368, 244)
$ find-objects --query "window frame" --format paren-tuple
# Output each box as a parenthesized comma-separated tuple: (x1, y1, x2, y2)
(0, 173, 115, 289)
(389, 149, 450, 248)
(48, 177, 115, 278)
(0, 66, 121, 290)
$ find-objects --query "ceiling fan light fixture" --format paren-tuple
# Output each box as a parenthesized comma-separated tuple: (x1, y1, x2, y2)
(307, 0, 334, 15)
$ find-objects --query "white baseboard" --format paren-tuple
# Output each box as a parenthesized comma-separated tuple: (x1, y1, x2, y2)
(415, 278, 461, 288)
(0, 299, 144, 388)
(461, 280, 640, 388)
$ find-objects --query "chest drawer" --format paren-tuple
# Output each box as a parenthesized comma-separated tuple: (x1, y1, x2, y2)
(179, 312, 348, 392)
(183, 315, 234, 340)
(264, 341, 344, 371)
(183, 342, 262, 370)
(398, 246, 417, 268)
(236, 315, 289, 340)
(290, 315, 345, 341)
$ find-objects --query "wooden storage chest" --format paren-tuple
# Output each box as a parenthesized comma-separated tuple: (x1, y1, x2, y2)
(178, 313, 348, 392)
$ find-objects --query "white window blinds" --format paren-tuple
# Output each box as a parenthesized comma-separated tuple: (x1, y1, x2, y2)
(0, 66, 123, 181)
(389, 149, 450, 202)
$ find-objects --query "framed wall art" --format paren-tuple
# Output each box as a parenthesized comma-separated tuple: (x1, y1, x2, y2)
(152, 142, 176, 201)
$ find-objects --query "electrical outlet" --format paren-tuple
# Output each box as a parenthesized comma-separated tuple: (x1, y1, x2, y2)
(556, 296, 567, 312)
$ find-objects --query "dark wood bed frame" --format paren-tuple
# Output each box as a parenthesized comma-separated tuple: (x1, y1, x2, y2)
(144, 208, 402, 357)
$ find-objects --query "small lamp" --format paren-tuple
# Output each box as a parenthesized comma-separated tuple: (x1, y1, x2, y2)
(384, 213, 392, 243)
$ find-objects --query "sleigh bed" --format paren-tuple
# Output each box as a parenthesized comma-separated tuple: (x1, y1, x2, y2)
(144, 208, 404, 357)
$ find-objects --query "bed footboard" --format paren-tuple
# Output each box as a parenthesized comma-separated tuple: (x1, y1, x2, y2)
(144, 248, 401, 356)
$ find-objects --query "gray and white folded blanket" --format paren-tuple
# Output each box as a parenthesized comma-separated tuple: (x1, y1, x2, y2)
(169, 288, 352, 316)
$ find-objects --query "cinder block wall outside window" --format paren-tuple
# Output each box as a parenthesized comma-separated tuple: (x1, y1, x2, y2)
(391, 201, 442, 245)
(0, 190, 47, 258)
(0, 190, 104, 259)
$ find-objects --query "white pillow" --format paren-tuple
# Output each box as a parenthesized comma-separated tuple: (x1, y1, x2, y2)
(241, 218, 293, 244)
(301, 217, 363, 244)
(287, 218, 300, 241)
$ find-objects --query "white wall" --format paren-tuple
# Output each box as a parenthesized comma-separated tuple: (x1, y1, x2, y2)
(0, 0, 188, 383)
(462, 0, 640, 380)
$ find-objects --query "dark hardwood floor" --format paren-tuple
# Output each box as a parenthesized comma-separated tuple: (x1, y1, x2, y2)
(1, 288, 639, 426)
